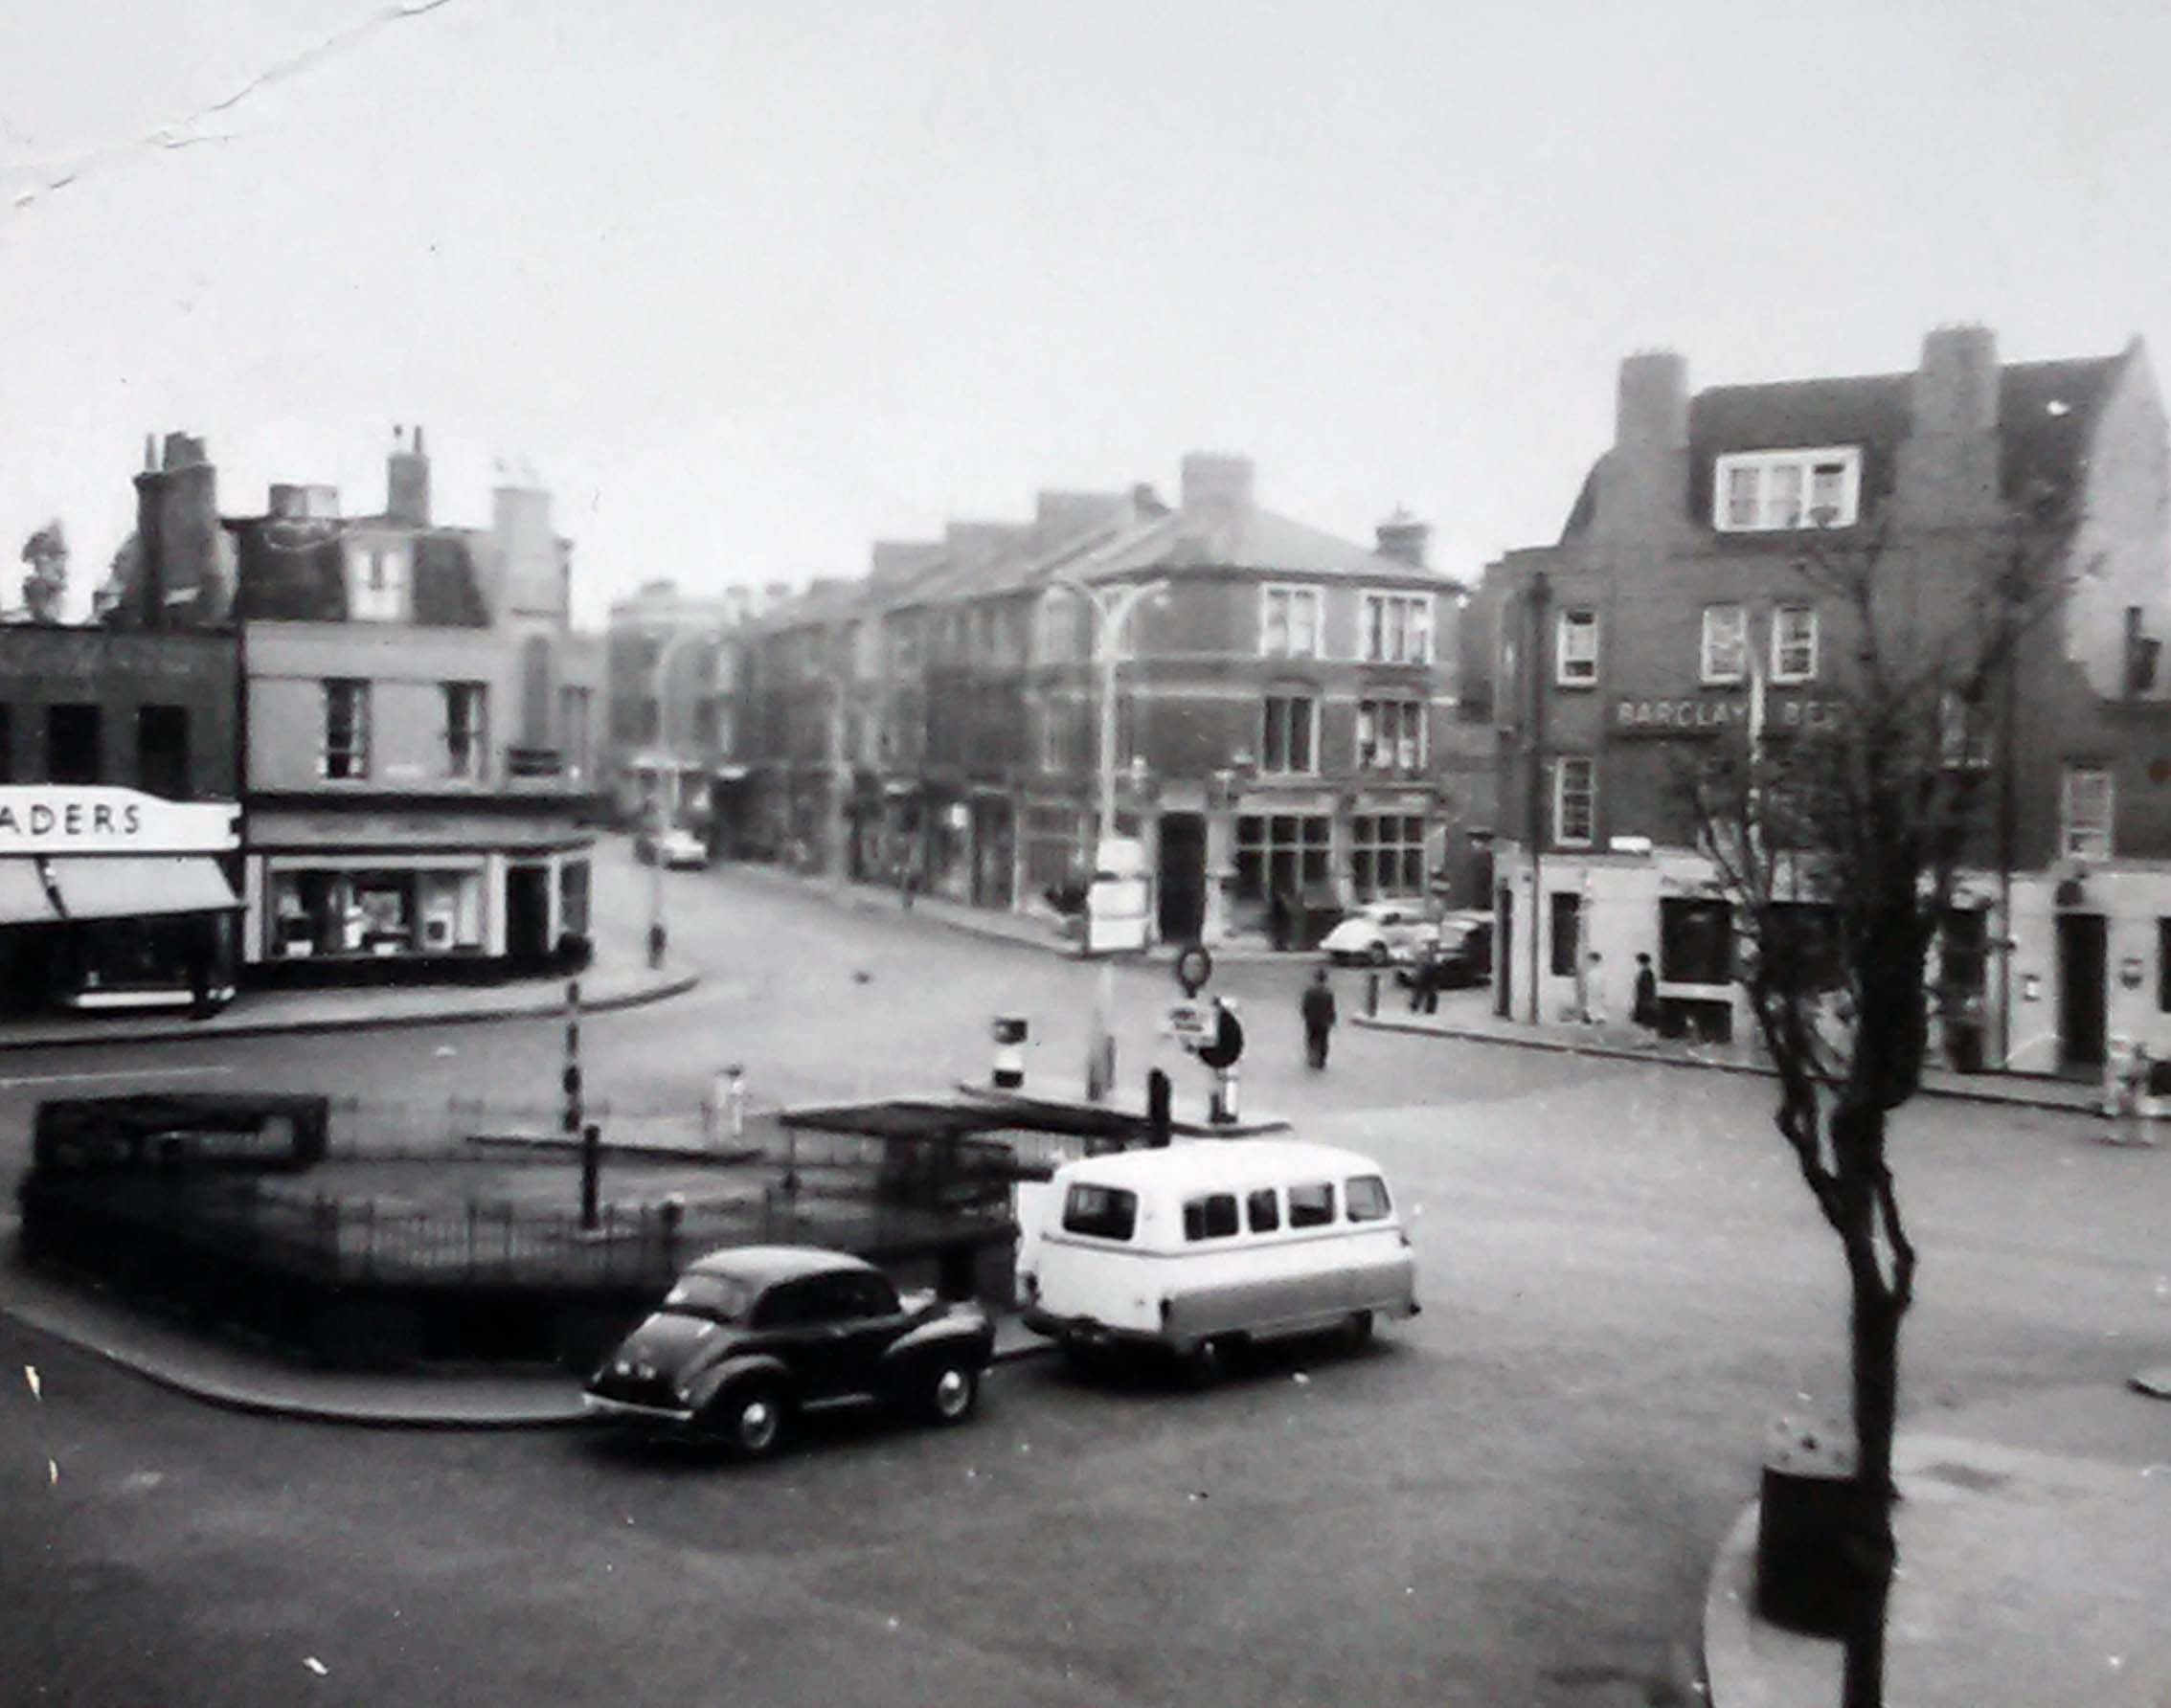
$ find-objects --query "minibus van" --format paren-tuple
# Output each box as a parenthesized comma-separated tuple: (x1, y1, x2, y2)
(1016, 1138, 1418, 1380)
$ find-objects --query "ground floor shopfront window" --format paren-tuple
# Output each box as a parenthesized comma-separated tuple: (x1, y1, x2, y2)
(558, 859, 590, 938)
(53, 913, 235, 1007)
(1349, 813, 1427, 900)
(269, 867, 485, 959)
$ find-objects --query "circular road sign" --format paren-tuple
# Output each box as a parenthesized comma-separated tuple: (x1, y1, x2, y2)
(1174, 943, 1214, 998)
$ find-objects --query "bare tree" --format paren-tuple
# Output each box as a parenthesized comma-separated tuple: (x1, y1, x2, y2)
(1680, 509, 2075, 1708)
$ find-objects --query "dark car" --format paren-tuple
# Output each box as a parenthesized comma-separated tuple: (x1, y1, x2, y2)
(583, 1246, 995, 1456)
(1396, 912, 1493, 989)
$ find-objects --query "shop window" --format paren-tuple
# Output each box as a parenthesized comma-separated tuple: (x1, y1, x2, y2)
(1661, 896, 1734, 985)
(1549, 892, 1581, 977)
(136, 705, 190, 798)
(1234, 814, 1331, 904)
(1350, 813, 1426, 900)
(47, 703, 101, 784)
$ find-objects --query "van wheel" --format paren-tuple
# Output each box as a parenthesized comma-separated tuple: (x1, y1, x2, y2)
(1345, 1311, 1376, 1350)
(1185, 1336, 1232, 1388)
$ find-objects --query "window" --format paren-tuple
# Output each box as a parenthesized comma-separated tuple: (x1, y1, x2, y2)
(350, 543, 408, 621)
(1361, 592, 1433, 663)
(1182, 1194, 1240, 1242)
(47, 704, 101, 784)
(1661, 895, 1734, 984)
(1552, 756, 1594, 846)
(1356, 698, 1426, 772)
(1771, 606, 1818, 684)
(1260, 695, 1318, 774)
(1260, 585, 1323, 659)
(1549, 891, 1582, 976)
(0, 707, 11, 782)
(443, 683, 487, 780)
(1061, 1183, 1138, 1241)
(2061, 765, 2113, 859)
(1245, 1188, 1280, 1233)
(321, 680, 370, 780)
(1287, 1181, 1336, 1228)
(1346, 1176, 1391, 1223)
(1235, 814, 1332, 903)
(1349, 813, 1427, 899)
(1712, 447, 1863, 531)
(1557, 609, 1599, 685)
(558, 686, 592, 777)
(1938, 689, 1991, 771)
(1702, 605, 1748, 684)
(136, 705, 190, 798)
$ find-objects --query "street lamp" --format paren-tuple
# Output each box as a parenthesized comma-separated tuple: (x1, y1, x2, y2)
(1049, 573, 1169, 1101)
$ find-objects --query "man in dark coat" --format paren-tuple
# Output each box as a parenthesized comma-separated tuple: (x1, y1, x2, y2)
(1300, 968, 1338, 1070)
(1632, 952, 1661, 1048)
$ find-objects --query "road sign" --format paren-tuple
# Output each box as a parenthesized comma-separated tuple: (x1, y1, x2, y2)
(1173, 943, 1213, 997)
(1164, 1000, 1213, 1047)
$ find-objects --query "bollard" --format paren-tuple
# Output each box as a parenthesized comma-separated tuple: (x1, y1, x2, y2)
(579, 1121, 601, 1232)
(991, 1016, 1028, 1089)
(660, 1193, 685, 1263)
(1365, 971, 1379, 1018)
(1146, 1068, 1173, 1148)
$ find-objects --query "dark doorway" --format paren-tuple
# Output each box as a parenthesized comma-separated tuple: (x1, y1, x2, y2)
(506, 865, 551, 969)
(2056, 911, 2107, 1070)
(1495, 884, 1513, 1018)
(1158, 813, 1206, 942)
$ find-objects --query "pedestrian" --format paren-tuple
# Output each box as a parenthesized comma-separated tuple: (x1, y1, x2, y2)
(1632, 952, 1660, 1049)
(1582, 950, 1608, 1039)
(1300, 968, 1338, 1070)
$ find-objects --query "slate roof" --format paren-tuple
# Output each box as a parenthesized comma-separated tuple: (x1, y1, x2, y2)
(1560, 348, 2131, 542)
(227, 517, 490, 627)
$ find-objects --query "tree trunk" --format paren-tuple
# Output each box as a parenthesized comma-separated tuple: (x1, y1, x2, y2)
(1842, 1258, 1903, 1708)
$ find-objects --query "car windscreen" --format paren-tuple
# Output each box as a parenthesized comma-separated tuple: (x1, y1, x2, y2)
(1061, 1183, 1139, 1241)
(662, 1272, 754, 1320)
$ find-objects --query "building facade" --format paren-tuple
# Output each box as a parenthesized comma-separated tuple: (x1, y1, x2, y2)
(739, 454, 1487, 948)
(120, 427, 603, 984)
(1481, 327, 2171, 1076)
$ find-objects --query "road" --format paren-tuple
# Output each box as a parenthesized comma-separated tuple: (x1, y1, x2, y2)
(4, 843, 2166, 1705)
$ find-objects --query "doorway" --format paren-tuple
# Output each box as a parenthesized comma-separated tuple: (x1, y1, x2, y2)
(506, 865, 551, 970)
(1158, 813, 1206, 943)
(2056, 911, 2107, 1070)
(1495, 884, 1513, 1018)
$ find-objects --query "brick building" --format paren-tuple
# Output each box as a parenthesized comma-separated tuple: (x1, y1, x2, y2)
(1478, 327, 2171, 1075)
(739, 454, 1487, 947)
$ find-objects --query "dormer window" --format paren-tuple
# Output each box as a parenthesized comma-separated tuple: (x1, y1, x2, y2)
(349, 542, 409, 620)
(1713, 447, 1862, 531)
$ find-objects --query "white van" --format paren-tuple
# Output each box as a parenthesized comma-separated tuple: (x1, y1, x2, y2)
(1016, 1138, 1418, 1379)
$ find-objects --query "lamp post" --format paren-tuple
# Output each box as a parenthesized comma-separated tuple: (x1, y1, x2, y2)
(645, 625, 715, 966)
(1050, 573, 1169, 1101)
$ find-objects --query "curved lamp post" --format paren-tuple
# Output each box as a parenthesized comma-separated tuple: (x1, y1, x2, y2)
(1047, 573, 1169, 1101)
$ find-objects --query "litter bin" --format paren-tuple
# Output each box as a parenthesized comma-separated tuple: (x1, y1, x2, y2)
(1754, 1414, 1875, 1638)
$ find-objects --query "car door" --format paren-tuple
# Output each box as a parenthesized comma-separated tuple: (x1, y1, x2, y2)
(752, 1278, 844, 1396)
(830, 1272, 908, 1395)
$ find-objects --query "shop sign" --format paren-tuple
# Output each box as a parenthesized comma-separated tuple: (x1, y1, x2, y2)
(1612, 696, 1844, 737)
(0, 786, 237, 854)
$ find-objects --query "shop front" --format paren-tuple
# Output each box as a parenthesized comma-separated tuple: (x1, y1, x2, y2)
(243, 804, 593, 983)
(0, 786, 242, 1015)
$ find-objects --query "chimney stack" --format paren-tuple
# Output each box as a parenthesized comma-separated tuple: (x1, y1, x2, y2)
(1896, 324, 2002, 525)
(1375, 506, 1430, 568)
(1179, 453, 1255, 516)
(387, 422, 432, 528)
(1615, 350, 1689, 450)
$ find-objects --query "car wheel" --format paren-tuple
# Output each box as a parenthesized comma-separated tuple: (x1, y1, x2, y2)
(1346, 1311, 1376, 1349)
(719, 1382, 786, 1458)
(1368, 942, 1391, 967)
(924, 1360, 980, 1424)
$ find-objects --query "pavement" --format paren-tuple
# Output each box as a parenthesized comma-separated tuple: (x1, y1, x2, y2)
(1702, 1386, 2171, 1707)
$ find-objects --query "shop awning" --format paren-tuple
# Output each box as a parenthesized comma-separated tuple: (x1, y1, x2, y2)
(0, 861, 61, 925)
(47, 857, 241, 922)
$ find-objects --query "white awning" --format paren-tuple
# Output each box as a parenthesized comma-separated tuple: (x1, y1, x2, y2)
(0, 861, 60, 925)
(47, 856, 241, 922)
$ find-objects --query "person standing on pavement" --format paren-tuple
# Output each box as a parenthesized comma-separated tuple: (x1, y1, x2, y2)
(1410, 938, 1441, 1015)
(1300, 968, 1338, 1070)
(1632, 953, 1660, 1048)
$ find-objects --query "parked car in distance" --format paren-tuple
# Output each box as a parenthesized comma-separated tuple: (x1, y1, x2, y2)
(658, 826, 710, 869)
(1320, 900, 1439, 966)
(1396, 910, 1493, 988)
(584, 1246, 994, 1456)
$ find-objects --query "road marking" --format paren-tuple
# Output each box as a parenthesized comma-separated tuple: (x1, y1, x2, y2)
(0, 1065, 236, 1090)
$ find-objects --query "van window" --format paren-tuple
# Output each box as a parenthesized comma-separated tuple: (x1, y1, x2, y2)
(1287, 1181, 1336, 1227)
(1062, 1183, 1139, 1241)
(1245, 1188, 1280, 1233)
(1346, 1175, 1392, 1222)
(1182, 1193, 1239, 1241)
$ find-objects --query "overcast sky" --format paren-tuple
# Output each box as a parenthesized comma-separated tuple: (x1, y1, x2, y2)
(5, 0, 2167, 626)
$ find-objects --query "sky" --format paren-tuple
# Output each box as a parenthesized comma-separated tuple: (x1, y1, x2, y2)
(4, 0, 2169, 628)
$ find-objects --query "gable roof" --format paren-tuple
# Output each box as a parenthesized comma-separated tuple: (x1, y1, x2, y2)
(1562, 348, 2130, 541)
